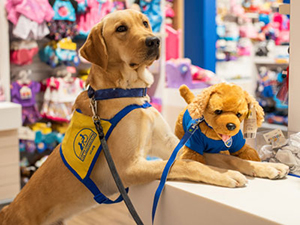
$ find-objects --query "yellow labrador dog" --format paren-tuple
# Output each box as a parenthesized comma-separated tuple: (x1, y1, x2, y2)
(0, 9, 289, 225)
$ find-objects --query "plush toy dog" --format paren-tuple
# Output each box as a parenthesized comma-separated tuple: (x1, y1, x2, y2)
(175, 83, 264, 164)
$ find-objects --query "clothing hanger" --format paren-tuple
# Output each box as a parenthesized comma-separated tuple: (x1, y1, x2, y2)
(56, 69, 73, 82)
(17, 70, 31, 85)
(63, 72, 73, 82)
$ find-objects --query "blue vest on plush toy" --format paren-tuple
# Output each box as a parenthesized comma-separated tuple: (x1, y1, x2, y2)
(60, 102, 151, 204)
(182, 109, 245, 155)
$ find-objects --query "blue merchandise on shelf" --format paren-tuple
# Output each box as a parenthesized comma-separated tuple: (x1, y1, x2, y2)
(53, 0, 76, 22)
(77, 0, 88, 13)
(259, 14, 270, 25)
(140, 0, 163, 33)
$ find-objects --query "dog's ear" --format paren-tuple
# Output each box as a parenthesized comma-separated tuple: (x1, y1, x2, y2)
(187, 85, 216, 119)
(80, 21, 108, 69)
(244, 91, 265, 127)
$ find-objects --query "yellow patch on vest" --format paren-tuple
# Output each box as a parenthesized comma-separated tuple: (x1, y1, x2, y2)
(61, 110, 111, 179)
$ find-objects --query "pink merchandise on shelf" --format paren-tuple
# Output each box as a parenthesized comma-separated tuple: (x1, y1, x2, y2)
(76, 0, 114, 37)
(165, 6, 174, 18)
(273, 12, 284, 31)
(41, 76, 84, 122)
(0, 79, 5, 102)
(239, 22, 258, 39)
(276, 30, 289, 46)
(10, 41, 39, 66)
(5, 0, 54, 25)
(237, 38, 252, 56)
(5, 0, 20, 25)
(165, 0, 175, 25)
(150, 97, 162, 113)
(165, 25, 181, 60)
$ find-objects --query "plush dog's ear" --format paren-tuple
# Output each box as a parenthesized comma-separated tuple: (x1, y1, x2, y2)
(80, 21, 108, 69)
(179, 85, 195, 104)
(187, 85, 216, 119)
(244, 91, 265, 127)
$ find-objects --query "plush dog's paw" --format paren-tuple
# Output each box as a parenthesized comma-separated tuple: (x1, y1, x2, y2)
(211, 170, 248, 188)
(251, 162, 289, 179)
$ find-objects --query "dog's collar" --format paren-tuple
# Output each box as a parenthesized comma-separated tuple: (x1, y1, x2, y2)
(87, 86, 147, 100)
(196, 116, 212, 129)
(203, 119, 213, 129)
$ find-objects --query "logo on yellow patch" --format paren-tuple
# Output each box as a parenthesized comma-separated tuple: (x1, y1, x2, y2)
(73, 128, 97, 162)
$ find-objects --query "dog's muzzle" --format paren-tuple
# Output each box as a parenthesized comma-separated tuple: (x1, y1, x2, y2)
(145, 36, 160, 59)
(145, 36, 160, 48)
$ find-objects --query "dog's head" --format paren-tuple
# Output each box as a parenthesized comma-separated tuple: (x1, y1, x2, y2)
(187, 83, 264, 142)
(80, 9, 160, 71)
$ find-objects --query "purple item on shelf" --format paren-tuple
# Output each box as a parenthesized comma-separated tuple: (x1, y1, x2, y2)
(22, 106, 40, 124)
(11, 81, 41, 107)
(11, 81, 41, 124)
(25, 140, 36, 153)
(150, 97, 162, 105)
(165, 59, 210, 89)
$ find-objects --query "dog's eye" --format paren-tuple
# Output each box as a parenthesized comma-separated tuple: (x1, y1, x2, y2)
(236, 113, 242, 118)
(214, 110, 223, 115)
(143, 21, 149, 28)
(116, 25, 127, 32)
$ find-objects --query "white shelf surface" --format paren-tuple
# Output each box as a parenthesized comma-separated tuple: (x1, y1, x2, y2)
(261, 122, 288, 132)
(254, 56, 289, 65)
(130, 175, 300, 225)
(0, 102, 22, 131)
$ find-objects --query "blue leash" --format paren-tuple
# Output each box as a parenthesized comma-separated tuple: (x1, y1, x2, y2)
(288, 173, 300, 178)
(152, 118, 202, 224)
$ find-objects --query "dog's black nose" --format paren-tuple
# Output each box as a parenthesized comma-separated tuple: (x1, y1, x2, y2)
(145, 36, 160, 48)
(226, 123, 236, 131)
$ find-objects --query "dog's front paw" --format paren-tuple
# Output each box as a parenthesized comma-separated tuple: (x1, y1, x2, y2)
(210, 170, 248, 188)
(252, 162, 289, 179)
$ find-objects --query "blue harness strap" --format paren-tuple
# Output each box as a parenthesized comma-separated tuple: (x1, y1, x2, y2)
(152, 117, 203, 224)
(60, 102, 152, 205)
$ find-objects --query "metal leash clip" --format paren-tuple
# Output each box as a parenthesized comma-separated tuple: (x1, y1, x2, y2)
(192, 119, 201, 129)
(187, 117, 202, 133)
(90, 97, 100, 122)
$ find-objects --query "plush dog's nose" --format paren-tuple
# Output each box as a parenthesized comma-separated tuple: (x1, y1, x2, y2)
(145, 37, 160, 48)
(226, 123, 236, 131)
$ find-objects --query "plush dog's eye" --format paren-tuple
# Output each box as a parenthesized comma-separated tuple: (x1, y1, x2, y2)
(214, 110, 223, 115)
(143, 21, 149, 28)
(236, 112, 242, 118)
(116, 25, 127, 32)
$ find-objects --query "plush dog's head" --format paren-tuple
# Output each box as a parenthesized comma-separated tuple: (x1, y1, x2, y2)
(80, 9, 160, 71)
(187, 83, 264, 142)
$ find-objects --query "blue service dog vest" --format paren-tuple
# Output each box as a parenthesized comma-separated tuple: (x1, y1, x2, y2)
(60, 102, 152, 204)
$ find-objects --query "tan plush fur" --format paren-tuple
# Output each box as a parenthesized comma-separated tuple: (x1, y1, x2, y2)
(175, 83, 265, 163)
(0, 10, 289, 225)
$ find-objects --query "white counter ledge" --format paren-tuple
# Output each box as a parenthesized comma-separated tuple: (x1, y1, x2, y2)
(129, 175, 300, 225)
(0, 102, 21, 131)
